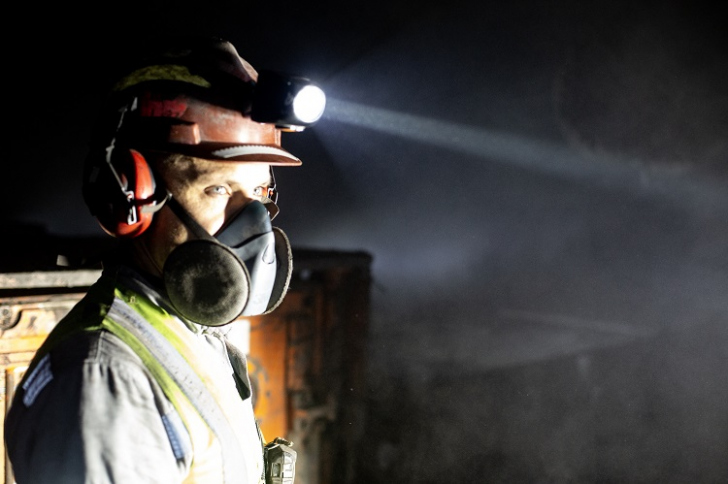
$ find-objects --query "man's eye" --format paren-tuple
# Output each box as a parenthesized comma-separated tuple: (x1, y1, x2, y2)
(206, 186, 231, 196)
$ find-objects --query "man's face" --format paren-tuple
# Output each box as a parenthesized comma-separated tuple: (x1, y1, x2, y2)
(135, 156, 274, 277)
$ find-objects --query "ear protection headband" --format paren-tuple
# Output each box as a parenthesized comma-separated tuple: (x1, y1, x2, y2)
(82, 101, 168, 238)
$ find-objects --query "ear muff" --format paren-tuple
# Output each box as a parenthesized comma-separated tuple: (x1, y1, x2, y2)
(87, 148, 159, 238)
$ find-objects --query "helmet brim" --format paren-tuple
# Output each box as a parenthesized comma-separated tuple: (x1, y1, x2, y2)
(166, 142, 302, 165)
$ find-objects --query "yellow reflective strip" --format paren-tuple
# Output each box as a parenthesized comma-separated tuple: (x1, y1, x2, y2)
(108, 291, 226, 481)
(99, 316, 192, 424)
(100, 315, 224, 481)
(120, 290, 262, 481)
(113, 65, 211, 92)
(116, 288, 217, 389)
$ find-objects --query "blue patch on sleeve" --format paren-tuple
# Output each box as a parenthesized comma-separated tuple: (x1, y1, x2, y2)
(162, 410, 192, 461)
(22, 354, 53, 407)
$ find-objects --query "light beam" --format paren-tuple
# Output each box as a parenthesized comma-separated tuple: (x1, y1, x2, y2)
(324, 98, 728, 211)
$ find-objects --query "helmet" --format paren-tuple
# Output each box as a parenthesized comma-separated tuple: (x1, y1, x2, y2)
(83, 36, 318, 237)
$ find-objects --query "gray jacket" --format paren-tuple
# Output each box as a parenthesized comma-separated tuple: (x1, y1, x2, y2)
(5, 267, 260, 484)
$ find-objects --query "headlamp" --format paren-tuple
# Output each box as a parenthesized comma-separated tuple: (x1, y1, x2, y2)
(251, 70, 327, 131)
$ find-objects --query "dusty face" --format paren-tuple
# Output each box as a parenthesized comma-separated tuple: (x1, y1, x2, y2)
(133, 156, 273, 278)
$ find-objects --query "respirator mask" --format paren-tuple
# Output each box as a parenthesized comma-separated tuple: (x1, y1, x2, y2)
(161, 196, 292, 326)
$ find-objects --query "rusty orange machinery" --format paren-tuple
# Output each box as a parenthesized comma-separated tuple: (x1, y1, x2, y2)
(0, 248, 371, 484)
(249, 249, 372, 484)
(0, 270, 98, 484)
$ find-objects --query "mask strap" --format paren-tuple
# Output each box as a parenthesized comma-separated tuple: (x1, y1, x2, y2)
(262, 200, 280, 220)
(165, 196, 218, 242)
(262, 167, 279, 219)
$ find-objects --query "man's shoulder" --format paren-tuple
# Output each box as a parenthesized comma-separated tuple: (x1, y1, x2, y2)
(10, 267, 176, 415)
(45, 266, 170, 368)
(39, 273, 147, 371)
(17, 268, 162, 407)
(4, 314, 184, 484)
(50, 326, 146, 371)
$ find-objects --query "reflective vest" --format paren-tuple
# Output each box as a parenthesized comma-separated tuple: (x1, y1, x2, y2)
(21, 274, 264, 484)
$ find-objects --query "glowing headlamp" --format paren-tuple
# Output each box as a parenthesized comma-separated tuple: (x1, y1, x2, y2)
(251, 70, 327, 131)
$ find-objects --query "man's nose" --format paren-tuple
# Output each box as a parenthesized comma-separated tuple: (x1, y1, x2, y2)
(224, 192, 256, 226)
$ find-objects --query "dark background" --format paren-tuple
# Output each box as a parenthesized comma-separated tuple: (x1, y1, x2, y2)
(5, 1, 728, 482)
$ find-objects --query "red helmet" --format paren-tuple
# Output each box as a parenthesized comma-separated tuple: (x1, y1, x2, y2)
(83, 37, 319, 237)
(100, 37, 302, 165)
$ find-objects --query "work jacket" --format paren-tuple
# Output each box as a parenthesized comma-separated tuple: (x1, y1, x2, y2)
(5, 265, 265, 484)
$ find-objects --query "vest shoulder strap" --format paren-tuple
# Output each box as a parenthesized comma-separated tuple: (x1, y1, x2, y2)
(104, 295, 248, 484)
